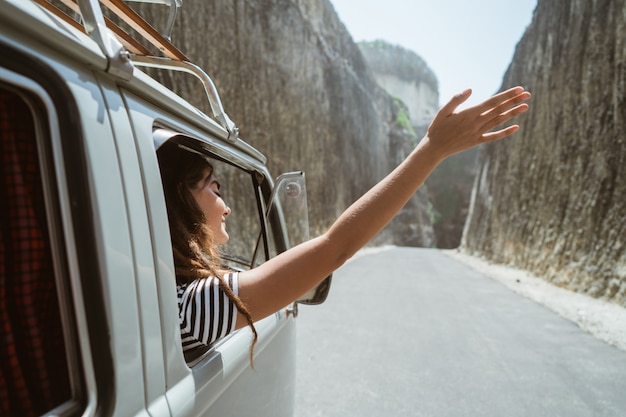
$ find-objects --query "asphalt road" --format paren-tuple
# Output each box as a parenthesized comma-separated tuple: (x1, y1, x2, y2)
(294, 247, 626, 417)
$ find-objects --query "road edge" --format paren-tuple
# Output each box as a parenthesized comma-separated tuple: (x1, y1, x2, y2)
(444, 249, 626, 352)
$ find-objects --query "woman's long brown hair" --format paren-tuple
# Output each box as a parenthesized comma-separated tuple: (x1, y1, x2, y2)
(157, 141, 258, 364)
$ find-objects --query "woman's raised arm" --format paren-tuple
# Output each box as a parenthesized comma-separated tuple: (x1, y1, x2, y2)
(237, 86, 531, 324)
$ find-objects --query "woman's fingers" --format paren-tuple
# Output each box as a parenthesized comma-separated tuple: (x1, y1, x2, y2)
(440, 86, 529, 125)
(439, 88, 473, 116)
(482, 124, 520, 143)
(426, 86, 531, 157)
(481, 90, 531, 118)
(480, 102, 530, 135)
(476, 87, 531, 137)
(475, 86, 527, 114)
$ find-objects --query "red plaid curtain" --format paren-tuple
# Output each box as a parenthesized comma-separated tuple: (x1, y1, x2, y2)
(0, 88, 71, 416)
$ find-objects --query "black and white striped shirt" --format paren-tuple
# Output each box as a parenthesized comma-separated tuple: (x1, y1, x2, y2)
(177, 272, 239, 352)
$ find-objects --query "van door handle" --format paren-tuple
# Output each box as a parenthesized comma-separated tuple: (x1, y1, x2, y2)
(286, 303, 299, 319)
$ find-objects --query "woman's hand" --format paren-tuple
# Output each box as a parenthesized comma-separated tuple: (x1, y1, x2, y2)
(424, 86, 531, 160)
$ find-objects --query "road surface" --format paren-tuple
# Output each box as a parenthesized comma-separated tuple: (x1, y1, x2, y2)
(294, 247, 626, 417)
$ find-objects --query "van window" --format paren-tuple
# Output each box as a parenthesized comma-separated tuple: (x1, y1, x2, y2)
(211, 157, 270, 270)
(0, 86, 75, 416)
(156, 139, 276, 361)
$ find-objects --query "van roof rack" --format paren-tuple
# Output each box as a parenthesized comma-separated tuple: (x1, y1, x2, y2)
(34, 0, 239, 142)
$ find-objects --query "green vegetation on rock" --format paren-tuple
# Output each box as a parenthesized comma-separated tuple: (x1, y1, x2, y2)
(392, 97, 417, 140)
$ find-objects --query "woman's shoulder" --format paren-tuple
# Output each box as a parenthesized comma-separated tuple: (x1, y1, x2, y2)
(176, 271, 239, 292)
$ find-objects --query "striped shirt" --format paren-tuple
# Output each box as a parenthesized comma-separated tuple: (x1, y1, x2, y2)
(177, 272, 239, 352)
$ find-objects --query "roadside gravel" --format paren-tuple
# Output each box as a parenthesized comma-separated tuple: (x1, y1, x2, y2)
(445, 249, 626, 352)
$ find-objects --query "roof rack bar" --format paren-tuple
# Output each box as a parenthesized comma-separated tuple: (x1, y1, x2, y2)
(131, 55, 240, 142)
(77, 0, 134, 80)
(34, 0, 86, 33)
(100, 0, 187, 60)
(108, 21, 153, 55)
(50, 0, 151, 55)
(36, 0, 134, 79)
(40, 0, 187, 61)
(35, 0, 237, 138)
(162, 0, 178, 41)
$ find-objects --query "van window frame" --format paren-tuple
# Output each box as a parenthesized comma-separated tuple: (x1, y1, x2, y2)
(154, 133, 281, 362)
(0, 45, 111, 416)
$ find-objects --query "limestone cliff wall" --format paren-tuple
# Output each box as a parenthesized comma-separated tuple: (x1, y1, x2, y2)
(358, 41, 439, 132)
(462, 0, 626, 305)
(360, 41, 476, 249)
(136, 0, 434, 246)
(371, 73, 438, 129)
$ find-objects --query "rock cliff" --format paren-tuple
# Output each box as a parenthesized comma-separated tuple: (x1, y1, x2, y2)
(360, 40, 477, 249)
(136, 0, 434, 246)
(462, 0, 626, 306)
(358, 40, 439, 135)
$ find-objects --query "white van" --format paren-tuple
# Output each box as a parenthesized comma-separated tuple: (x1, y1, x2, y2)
(0, 1, 330, 416)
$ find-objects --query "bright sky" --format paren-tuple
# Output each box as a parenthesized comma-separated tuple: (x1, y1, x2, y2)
(330, 0, 537, 108)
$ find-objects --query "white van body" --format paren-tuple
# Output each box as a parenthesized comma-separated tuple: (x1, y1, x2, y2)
(0, 1, 329, 416)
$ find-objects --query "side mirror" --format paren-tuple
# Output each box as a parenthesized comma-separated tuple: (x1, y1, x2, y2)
(264, 172, 332, 305)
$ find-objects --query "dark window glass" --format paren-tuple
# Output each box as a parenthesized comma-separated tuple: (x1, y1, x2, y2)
(0, 86, 72, 416)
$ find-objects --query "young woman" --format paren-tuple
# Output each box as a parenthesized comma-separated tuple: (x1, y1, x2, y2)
(157, 86, 531, 358)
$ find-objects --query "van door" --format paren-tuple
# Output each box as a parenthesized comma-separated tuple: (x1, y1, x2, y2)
(96, 74, 171, 417)
(0, 40, 153, 416)
(124, 92, 297, 417)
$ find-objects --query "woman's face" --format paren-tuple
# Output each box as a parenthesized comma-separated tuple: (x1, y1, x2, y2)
(189, 167, 231, 245)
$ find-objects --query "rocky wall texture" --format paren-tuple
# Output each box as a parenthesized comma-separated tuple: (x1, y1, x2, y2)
(462, 0, 626, 305)
(135, 0, 435, 247)
(358, 40, 439, 131)
(360, 40, 477, 249)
